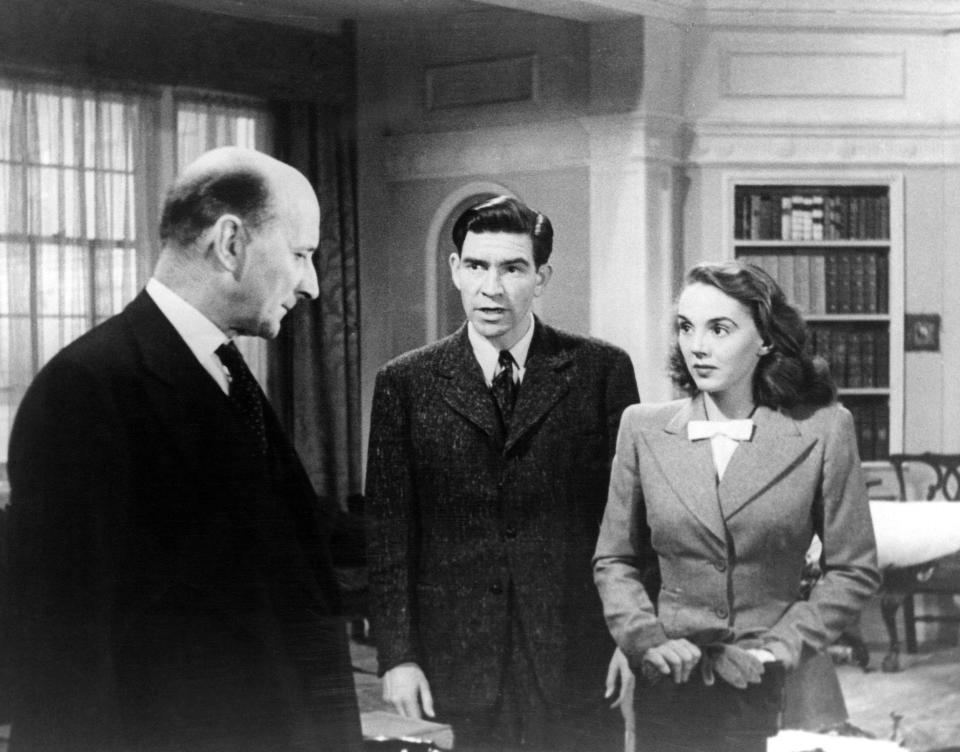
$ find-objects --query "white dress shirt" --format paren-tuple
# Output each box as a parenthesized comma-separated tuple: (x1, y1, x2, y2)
(467, 313, 535, 387)
(145, 278, 231, 395)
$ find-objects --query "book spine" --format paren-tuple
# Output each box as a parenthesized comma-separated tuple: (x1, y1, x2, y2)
(777, 254, 794, 304)
(793, 254, 811, 314)
(850, 251, 866, 314)
(876, 329, 889, 388)
(864, 252, 878, 314)
(846, 330, 863, 388)
(810, 254, 827, 315)
(861, 329, 876, 388)
(876, 252, 889, 314)
(835, 251, 852, 314)
(825, 253, 838, 314)
(781, 196, 792, 241)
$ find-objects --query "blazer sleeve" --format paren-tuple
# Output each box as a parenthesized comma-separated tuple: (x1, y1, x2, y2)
(364, 365, 422, 675)
(761, 406, 881, 666)
(8, 358, 125, 748)
(593, 406, 668, 663)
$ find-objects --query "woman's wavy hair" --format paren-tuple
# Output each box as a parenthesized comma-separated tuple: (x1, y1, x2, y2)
(668, 260, 836, 409)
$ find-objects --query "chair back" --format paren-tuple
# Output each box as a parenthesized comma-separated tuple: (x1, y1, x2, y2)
(887, 453, 960, 501)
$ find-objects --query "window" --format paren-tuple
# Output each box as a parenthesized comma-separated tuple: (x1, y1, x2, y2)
(0, 78, 274, 485)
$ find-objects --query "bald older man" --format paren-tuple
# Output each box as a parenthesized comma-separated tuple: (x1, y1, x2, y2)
(7, 148, 362, 752)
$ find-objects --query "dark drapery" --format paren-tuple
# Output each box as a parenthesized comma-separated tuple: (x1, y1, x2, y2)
(272, 102, 363, 513)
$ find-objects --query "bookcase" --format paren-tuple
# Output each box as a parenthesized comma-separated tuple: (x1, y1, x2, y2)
(725, 175, 904, 463)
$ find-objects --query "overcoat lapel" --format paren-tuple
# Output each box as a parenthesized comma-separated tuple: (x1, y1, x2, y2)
(643, 397, 727, 544)
(505, 321, 571, 453)
(437, 326, 501, 440)
(718, 405, 815, 519)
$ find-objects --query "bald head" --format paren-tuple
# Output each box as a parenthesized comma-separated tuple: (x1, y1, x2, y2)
(160, 147, 313, 250)
(154, 147, 321, 338)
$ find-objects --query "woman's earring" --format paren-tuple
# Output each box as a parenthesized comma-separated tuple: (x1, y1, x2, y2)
(758, 344, 772, 356)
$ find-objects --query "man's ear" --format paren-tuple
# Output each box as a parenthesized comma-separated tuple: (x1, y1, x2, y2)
(533, 263, 552, 296)
(210, 214, 245, 274)
(448, 252, 462, 291)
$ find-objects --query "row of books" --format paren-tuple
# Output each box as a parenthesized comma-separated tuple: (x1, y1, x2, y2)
(737, 250, 888, 315)
(735, 191, 890, 241)
(843, 398, 890, 462)
(808, 324, 889, 389)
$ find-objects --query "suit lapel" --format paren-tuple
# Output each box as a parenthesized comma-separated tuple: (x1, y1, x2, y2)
(505, 320, 571, 453)
(642, 396, 727, 544)
(122, 292, 242, 480)
(437, 326, 501, 440)
(718, 405, 814, 519)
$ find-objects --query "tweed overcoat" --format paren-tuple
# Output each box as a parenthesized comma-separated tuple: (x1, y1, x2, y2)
(365, 319, 639, 718)
(7, 292, 361, 752)
(593, 396, 881, 677)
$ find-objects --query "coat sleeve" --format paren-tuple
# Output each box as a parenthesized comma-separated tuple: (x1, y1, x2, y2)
(593, 406, 668, 663)
(8, 358, 125, 749)
(364, 365, 422, 675)
(761, 406, 881, 667)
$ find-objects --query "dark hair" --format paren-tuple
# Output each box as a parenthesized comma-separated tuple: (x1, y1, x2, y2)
(159, 168, 273, 247)
(668, 260, 836, 409)
(451, 195, 553, 266)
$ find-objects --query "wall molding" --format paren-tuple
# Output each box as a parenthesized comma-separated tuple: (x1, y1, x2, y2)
(382, 121, 589, 181)
(690, 122, 960, 166)
(721, 51, 906, 99)
(381, 113, 688, 182)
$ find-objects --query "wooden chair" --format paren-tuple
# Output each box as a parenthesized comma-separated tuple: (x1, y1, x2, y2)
(881, 453, 960, 668)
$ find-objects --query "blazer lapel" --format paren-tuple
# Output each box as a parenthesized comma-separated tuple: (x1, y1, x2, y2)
(641, 396, 727, 545)
(505, 320, 572, 453)
(437, 326, 501, 440)
(718, 405, 816, 520)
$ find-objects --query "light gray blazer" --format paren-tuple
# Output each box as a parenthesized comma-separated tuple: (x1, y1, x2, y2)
(593, 394, 881, 669)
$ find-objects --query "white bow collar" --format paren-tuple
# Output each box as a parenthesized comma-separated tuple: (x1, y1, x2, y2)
(687, 419, 755, 442)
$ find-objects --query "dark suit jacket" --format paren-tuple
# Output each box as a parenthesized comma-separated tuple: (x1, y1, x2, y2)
(364, 319, 639, 718)
(7, 292, 361, 752)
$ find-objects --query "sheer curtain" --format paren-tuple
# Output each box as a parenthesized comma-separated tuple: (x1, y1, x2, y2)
(0, 78, 150, 477)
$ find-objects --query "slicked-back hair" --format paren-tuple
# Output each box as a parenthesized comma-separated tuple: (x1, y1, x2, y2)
(451, 195, 553, 267)
(668, 260, 837, 409)
(159, 168, 273, 248)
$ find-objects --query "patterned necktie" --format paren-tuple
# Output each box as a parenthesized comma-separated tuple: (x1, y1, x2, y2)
(216, 341, 268, 457)
(491, 349, 518, 427)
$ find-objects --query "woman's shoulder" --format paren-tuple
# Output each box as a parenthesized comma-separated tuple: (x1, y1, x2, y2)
(621, 398, 690, 428)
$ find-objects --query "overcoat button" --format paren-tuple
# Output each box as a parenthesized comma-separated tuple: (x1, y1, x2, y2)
(505, 526, 517, 539)
(714, 561, 727, 572)
(490, 583, 504, 595)
(715, 607, 728, 619)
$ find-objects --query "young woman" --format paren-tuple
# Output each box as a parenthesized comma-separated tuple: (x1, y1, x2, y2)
(593, 260, 881, 752)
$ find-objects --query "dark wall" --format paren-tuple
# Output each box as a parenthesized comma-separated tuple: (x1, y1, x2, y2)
(1, 0, 354, 103)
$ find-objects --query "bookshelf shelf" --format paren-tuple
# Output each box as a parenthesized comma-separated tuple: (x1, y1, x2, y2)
(838, 388, 891, 397)
(736, 240, 891, 249)
(725, 175, 904, 462)
(805, 314, 891, 323)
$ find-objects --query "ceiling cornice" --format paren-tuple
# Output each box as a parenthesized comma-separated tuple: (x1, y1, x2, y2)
(479, 0, 960, 31)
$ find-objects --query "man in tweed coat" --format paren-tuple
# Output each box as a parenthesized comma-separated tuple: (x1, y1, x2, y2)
(365, 196, 639, 751)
